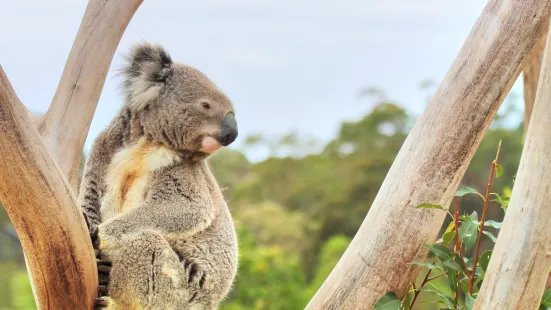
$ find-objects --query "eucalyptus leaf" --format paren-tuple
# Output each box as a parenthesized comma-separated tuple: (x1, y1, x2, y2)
(373, 292, 402, 310)
(401, 289, 414, 310)
(443, 231, 456, 245)
(479, 250, 492, 272)
(425, 244, 463, 272)
(474, 271, 485, 286)
(418, 286, 456, 308)
(455, 186, 481, 197)
(459, 278, 470, 295)
(465, 294, 476, 310)
(447, 269, 458, 294)
(459, 212, 478, 252)
(490, 194, 510, 211)
(411, 261, 440, 270)
(415, 203, 446, 211)
(484, 220, 502, 229)
(541, 288, 551, 307)
(495, 164, 504, 178)
(482, 231, 497, 242)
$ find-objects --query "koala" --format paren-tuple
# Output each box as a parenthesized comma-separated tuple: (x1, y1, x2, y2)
(78, 42, 239, 310)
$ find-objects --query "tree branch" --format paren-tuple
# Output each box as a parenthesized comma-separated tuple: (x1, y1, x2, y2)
(38, 0, 143, 191)
(474, 22, 551, 310)
(0, 0, 143, 308)
(0, 66, 97, 309)
(523, 30, 547, 139)
(306, 1, 551, 308)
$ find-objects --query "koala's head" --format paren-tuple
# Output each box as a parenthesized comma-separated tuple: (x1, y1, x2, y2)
(121, 42, 238, 160)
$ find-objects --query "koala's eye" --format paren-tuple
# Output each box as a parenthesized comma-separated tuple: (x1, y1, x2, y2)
(201, 102, 211, 110)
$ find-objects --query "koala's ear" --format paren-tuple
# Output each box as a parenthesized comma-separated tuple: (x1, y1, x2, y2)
(122, 42, 173, 110)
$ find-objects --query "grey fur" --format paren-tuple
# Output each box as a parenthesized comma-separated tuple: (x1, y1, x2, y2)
(78, 42, 238, 310)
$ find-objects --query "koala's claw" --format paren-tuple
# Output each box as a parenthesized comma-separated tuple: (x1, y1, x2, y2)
(98, 285, 109, 296)
(90, 226, 100, 250)
(97, 257, 112, 287)
(94, 297, 109, 309)
(83, 213, 100, 249)
(97, 258, 112, 267)
(181, 259, 206, 289)
(97, 263, 111, 275)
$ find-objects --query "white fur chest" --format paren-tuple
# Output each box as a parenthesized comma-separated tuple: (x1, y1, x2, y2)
(100, 137, 180, 221)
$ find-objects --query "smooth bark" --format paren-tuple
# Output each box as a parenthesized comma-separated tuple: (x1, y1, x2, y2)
(523, 31, 547, 138)
(0, 66, 96, 309)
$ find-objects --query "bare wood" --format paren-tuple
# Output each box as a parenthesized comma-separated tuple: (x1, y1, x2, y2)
(0, 66, 97, 309)
(306, 1, 551, 309)
(523, 31, 547, 138)
(473, 23, 551, 310)
(38, 0, 143, 191)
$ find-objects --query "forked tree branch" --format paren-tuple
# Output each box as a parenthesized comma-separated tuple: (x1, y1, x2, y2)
(0, 66, 97, 309)
(306, 1, 551, 308)
(0, 0, 143, 308)
(473, 22, 551, 310)
(38, 0, 143, 191)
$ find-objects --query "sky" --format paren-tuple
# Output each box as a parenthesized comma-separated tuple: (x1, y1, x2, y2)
(0, 0, 524, 161)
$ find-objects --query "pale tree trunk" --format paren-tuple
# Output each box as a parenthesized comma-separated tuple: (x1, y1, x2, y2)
(473, 21, 551, 310)
(0, 0, 142, 309)
(306, 1, 551, 309)
(523, 31, 547, 139)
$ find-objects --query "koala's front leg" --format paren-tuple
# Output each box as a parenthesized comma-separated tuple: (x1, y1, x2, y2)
(97, 196, 215, 251)
(106, 231, 207, 309)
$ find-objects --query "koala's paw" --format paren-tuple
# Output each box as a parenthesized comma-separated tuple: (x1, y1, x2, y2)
(97, 257, 112, 286)
(94, 296, 110, 310)
(181, 258, 207, 301)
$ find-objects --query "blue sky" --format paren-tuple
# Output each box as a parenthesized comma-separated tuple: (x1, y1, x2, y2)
(0, 0, 524, 161)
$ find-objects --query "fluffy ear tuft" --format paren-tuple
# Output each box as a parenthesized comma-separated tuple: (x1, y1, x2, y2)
(121, 42, 173, 110)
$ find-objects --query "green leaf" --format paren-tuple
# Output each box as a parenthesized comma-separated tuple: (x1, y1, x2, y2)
(401, 288, 414, 310)
(460, 278, 480, 295)
(418, 286, 456, 308)
(415, 203, 446, 211)
(479, 250, 492, 272)
(495, 164, 504, 178)
(374, 292, 402, 310)
(459, 278, 470, 295)
(491, 193, 510, 211)
(541, 288, 551, 307)
(465, 294, 476, 310)
(425, 244, 463, 272)
(465, 257, 474, 271)
(411, 261, 440, 270)
(447, 269, 458, 294)
(482, 231, 497, 242)
(443, 231, 456, 245)
(484, 220, 502, 229)
(455, 186, 481, 197)
(459, 212, 478, 252)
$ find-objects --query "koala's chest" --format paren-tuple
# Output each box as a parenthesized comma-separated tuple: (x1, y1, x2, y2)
(100, 138, 180, 221)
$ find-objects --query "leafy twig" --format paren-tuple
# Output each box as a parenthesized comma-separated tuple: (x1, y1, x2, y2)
(469, 140, 501, 294)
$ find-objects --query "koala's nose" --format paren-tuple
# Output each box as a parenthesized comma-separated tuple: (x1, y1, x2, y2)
(217, 112, 238, 146)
